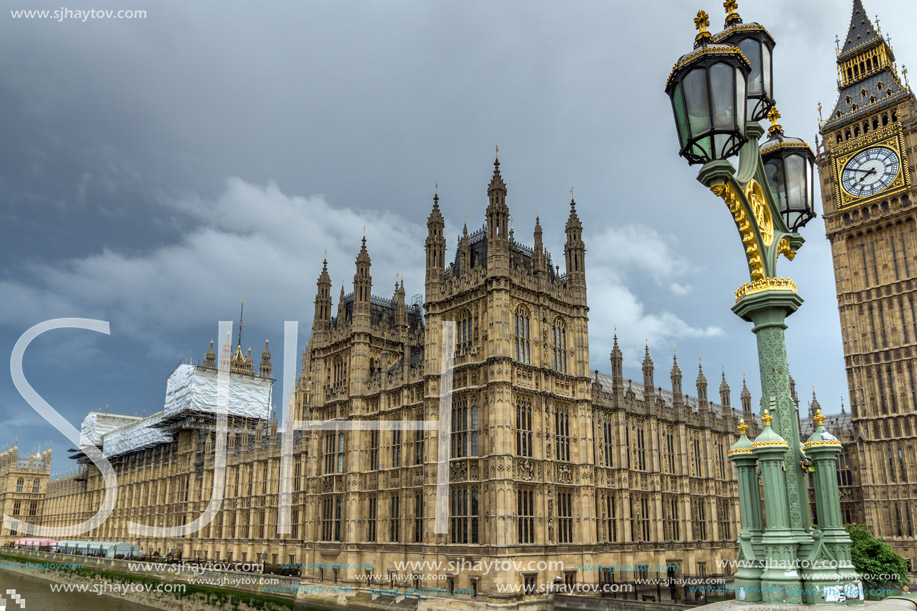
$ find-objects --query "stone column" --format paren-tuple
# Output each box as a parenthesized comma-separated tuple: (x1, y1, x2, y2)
(752, 407, 802, 605)
(803, 410, 863, 605)
(728, 419, 763, 602)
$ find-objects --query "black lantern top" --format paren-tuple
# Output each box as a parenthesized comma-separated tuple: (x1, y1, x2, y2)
(760, 107, 817, 232)
(713, 0, 776, 122)
(665, 10, 751, 165)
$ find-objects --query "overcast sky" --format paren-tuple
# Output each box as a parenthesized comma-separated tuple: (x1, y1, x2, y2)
(1, 0, 910, 472)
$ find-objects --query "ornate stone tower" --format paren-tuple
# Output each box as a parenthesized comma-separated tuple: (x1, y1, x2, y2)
(817, 0, 917, 561)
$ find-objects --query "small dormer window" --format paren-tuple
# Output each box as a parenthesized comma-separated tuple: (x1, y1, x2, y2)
(887, 90, 894, 97)
(846, 95, 852, 105)
(861, 89, 867, 98)
(852, 104, 858, 111)
(837, 111, 843, 118)
(877, 81, 884, 90)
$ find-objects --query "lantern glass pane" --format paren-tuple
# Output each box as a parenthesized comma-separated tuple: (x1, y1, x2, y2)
(684, 68, 711, 132)
(710, 63, 735, 129)
(786, 153, 806, 214)
(762, 43, 772, 99)
(673, 82, 689, 148)
(736, 69, 747, 128)
(764, 157, 787, 211)
(806, 157, 814, 215)
(739, 39, 762, 96)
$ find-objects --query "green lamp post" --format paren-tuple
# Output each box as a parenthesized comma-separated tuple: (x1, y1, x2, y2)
(665, 1, 860, 605)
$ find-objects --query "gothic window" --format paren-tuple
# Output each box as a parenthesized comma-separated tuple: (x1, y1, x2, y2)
(451, 395, 478, 458)
(639, 495, 651, 542)
(665, 432, 676, 474)
(553, 318, 568, 374)
(899, 443, 907, 483)
(716, 441, 726, 479)
(837, 451, 853, 487)
(693, 499, 708, 541)
(603, 420, 613, 467)
(605, 493, 618, 542)
(514, 307, 531, 364)
(693, 437, 703, 476)
(558, 489, 573, 543)
(718, 499, 732, 540)
(12, 501, 20, 516)
(516, 397, 533, 457)
(518, 488, 535, 544)
(32, 479, 39, 494)
(450, 486, 479, 544)
(392, 429, 401, 468)
(457, 309, 474, 351)
(333, 357, 346, 387)
(390, 494, 400, 542)
(888, 446, 897, 482)
(414, 428, 424, 465)
(15, 478, 23, 493)
(636, 427, 647, 471)
(555, 406, 570, 462)
(414, 493, 424, 543)
(321, 496, 342, 541)
(369, 429, 379, 470)
(324, 432, 343, 474)
(367, 496, 377, 542)
(664, 496, 680, 541)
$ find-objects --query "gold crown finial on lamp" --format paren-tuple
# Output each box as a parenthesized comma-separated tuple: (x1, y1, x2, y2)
(767, 106, 782, 134)
(761, 409, 773, 427)
(813, 408, 825, 427)
(694, 10, 712, 45)
(723, 0, 741, 25)
(738, 419, 748, 435)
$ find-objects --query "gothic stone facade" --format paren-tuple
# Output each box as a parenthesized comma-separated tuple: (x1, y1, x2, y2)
(27, 160, 786, 603)
(818, 0, 917, 565)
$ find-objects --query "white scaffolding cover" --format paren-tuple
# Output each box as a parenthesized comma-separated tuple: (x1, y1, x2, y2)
(162, 364, 272, 420)
(80, 412, 143, 447)
(101, 411, 171, 458)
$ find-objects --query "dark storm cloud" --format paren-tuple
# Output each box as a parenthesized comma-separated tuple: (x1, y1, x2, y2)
(1, 0, 909, 467)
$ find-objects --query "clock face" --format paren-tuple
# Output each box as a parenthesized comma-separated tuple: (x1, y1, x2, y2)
(841, 146, 900, 198)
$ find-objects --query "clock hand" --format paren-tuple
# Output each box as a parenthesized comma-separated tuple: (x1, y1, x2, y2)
(857, 168, 878, 183)
(848, 167, 874, 174)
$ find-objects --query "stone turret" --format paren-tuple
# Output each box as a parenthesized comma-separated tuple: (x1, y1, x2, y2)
(313, 258, 332, 333)
(696, 358, 708, 410)
(671, 350, 683, 409)
(720, 368, 731, 408)
(642, 342, 654, 394)
(564, 197, 586, 295)
(260, 340, 272, 378)
(425, 188, 446, 297)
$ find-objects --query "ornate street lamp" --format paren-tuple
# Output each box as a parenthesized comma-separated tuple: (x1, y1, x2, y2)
(665, 10, 751, 164)
(665, 2, 858, 607)
(761, 107, 817, 232)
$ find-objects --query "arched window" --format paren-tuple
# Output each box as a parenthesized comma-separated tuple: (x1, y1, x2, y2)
(457, 309, 474, 351)
(16, 478, 23, 493)
(552, 318, 568, 374)
(451, 395, 479, 458)
(514, 307, 531, 364)
(32, 479, 40, 493)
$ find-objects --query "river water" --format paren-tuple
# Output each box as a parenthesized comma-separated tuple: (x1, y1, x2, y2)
(0, 569, 155, 610)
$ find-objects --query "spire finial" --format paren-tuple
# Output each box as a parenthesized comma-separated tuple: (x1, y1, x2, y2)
(761, 409, 773, 427)
(903, 65, 909, 88)
(738, 419, 748, 435)
(817, 102, 823, 124)
(723, 0, 741, 26)
(767, 105, 782, 134)
(237, 300, 244, 351)
(813, 409, 825, 427)
(694, 10, 712, 46)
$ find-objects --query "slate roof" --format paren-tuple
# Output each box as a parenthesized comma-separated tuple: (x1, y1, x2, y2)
(840, 0, 880, 57)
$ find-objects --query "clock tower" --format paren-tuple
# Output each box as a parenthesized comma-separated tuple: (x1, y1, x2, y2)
(818, 0, 917, 562)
